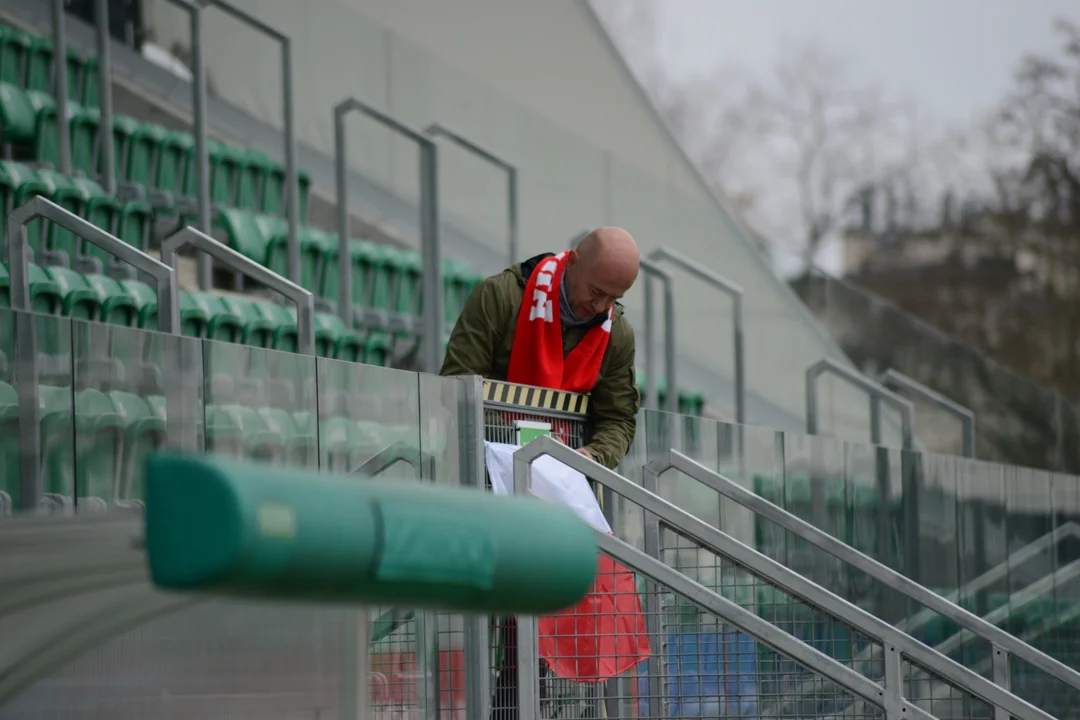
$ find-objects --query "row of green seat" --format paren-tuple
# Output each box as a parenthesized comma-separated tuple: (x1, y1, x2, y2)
(0, 386, 422, 513)
(0, 261, 393, 366)
(0, 23, 97, 106)
(0, 83, 310, 219)
(217, 208, 482, 326)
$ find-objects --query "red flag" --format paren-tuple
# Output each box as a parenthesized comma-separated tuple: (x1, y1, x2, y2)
(537, 553, 651, 682)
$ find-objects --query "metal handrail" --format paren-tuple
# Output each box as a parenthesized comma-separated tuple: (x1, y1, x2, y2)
(160, 226, 315, 355)
(349, 441, 436, 480)
(807, 357, 915, 450)
(7, 197, 179, 513)
(640, 256, 677, 413)
(648, 246, 745, 428)
(511, 436, 1051, 720)
(334, 98, 443, 373)
(880, 368, 976, 457)
(645, 448, 1080, 699)
(49, 0, 71, 176)
(425, 123, 518, 265)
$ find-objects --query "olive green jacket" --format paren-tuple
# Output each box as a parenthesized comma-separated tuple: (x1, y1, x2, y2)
(440, 254, 640, 469)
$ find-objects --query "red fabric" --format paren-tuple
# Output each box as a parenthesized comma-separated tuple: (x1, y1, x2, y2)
(506, 252, 612, 394)
(538, 553, 652, 682)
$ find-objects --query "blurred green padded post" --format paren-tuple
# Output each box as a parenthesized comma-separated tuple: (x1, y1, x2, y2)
(143, 454, 597, 613)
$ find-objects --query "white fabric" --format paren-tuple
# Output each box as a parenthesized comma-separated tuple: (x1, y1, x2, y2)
(484, 442, 611, 534)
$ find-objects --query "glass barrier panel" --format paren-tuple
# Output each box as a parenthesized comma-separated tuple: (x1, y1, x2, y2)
(201, 339, 318, 467)
(0, 308, 73, 516)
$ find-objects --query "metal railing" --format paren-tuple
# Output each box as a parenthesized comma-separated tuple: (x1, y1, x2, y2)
(645, 448, 1080, 701)
(49, 0, 72, 176)
(807, 357, 916, 450)
(6, 197, 179, 512)
(513, 436, 1053, 720)
(334, 98, 443, 374)
(880, 368, 976, 458)
(160, 226, 315, 356)
(640, 256, 677, 413)
(349, 440, 436, 480)
(425, 123, 518, 266)
(648, 246, 745, 428)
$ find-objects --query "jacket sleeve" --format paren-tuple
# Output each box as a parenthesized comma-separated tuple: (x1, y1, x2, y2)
(440, 276, 506, 378)
(584, 322, 640, 469)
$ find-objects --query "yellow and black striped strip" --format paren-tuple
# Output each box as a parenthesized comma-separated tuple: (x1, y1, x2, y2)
(483, 380, 590, 416)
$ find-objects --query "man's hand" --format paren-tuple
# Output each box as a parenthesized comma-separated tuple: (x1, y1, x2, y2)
(576, 447, 593, 461)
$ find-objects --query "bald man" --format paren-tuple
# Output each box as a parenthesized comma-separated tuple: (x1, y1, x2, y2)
(441, 227, 641, 469)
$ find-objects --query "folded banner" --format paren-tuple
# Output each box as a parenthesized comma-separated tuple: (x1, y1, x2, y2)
(485, 442, 651, 682)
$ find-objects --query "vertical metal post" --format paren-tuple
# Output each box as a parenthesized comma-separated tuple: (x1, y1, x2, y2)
(641, 464, 668, 720)
(644, 274, 657, 411)
(991, 646, 1010, 720)
(335, 107, 351, 325)
(507, 167, 519, 265)
(190, 4, 212, 290)
(419, 141, 444, 373)
(880, 368, 977, 458)
(282, 37, 300, 285)
(51, 0, 72, 176)
(640, 259, 676, 414)
(513, 454, 541, 720)
(805, 358, 916, 451)
(95, 0, 116, 194)
(870, 396, 883, 446)
(882, 645, 905, 720)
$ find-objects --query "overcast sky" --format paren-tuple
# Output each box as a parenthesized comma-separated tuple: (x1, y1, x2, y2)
(650, 0, 1080, 127)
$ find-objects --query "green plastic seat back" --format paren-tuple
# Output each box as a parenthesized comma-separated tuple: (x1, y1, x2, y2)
(0, 160, 42, 251)
(369, 246, 399, 311)
(157, 132, 192, 194)
(64, 48, 84, 104)
(81, 56, 99, 107)
(208, 140, 234, 205)
(46, 265, 99, 320)
(260, 161, 284, 215)
(70, 106, 100, 174)
(217, 208, 270, 264)
(68, 176, 114, 266)
(177, 291, 208, 338)
(83, 272, 138, 327)
(110, 115, 140, 184)
(0, 82, 35, 142)
(364, 333, 392, 367)
(313, 312, 344, 358)
(189, 291, 243, 343)
(237, 150, 269, 210)
(220, 295, 273, 348)
(109, 390, 166, 502)
(257, 301, 298, 353)
(0, 27, 30, 86)
(394, 251, 422, 316)
(24, 37, 53, 93)
(26, 89, 58, 166)
(127, 122, 166, 186)
(117, 200, 152, 252)
(35, 168, 86, 263)
(298, 169, 311, 220)
(120, 278, 158, 329)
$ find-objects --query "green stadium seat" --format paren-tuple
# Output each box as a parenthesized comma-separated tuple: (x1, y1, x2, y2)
(0, 160, 50, 251)
(236, 148, 270, 210)
(394, 250, 422, 318)
(83, 272, 137, 327)
(154, 129, 192, 199)
(319, 236, 368, 318)
(314, 311, 363, 361)
(108, 114, 140, 185)
(259, 406, 316, 465)
(116, 198, 153, 252)
(265, 223, 330, 293)
(368, 244, 397, 312)
(219, 295, 274, 348)
(24, 36, 52, 94)
(0, 82, 36, 144)
(123, 280, 206, 337)
(0, 26, 30, 87)
(442, 258, 472, 326)
(125, 121, 167, 189)
(207, 403, 284, 461)
(216, 207, 270, 264)
(364, 332, 392, 367)
(69, 105, 99, 175)
(255, 300, 298, 353)
(260, 160, 310, 220)
(315, 414, 361, 472)
(35, 167, 87, 263)
(81, 55, 99, 107)
(187, 291, 243, 343)
(45, 265, 99, 320)
(109, 390, 166, 502)
(209, 139, 242, 206)
(0, 261, 62, 314)
(39, 383, 75, 510)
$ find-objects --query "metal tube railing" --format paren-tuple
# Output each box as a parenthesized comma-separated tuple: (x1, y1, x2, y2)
(648, 246, 745, 428)
(640, 256, 677, 413)
(7, 197, 179, 512)
(645, 448, 1080, 700)
(513, 437, 1053, 720)
(160, 226, 315, 355)
(880, 368, 976, 457)
(50, 0, 72, 176)
(334, 98, 443, 373)
(512, 436, 1054, 720)
(93, 0, 116, 194)
(425, 123, 518, 265)
(806, 357, 915, 450)
(199, 0, 300, 285)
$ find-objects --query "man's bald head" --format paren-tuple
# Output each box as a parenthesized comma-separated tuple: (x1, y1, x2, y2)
(563, 227, 640, 319)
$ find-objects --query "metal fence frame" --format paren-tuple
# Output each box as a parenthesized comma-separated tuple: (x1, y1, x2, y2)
(640, 257, 677, 413)
(512, 436, 1054, 720)
(645, 448, 1080, 701)
(807, 357, 916, 450)
(425, 123, 518, 266)
(333, 98, 443, 374)
(880, 368, 976, 458)
(160, 226, 315, 356)
(6, 197, 178, 513)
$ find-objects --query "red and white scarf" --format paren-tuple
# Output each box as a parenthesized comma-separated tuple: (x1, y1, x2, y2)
(506, 252, 612, 393)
